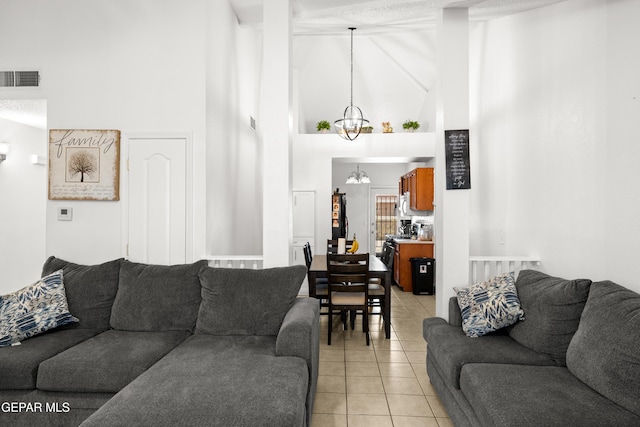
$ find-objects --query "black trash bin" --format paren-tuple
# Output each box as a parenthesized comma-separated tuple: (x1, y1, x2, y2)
(410, 257, 435, 295)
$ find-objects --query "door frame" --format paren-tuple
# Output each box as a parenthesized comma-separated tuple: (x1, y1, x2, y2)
(120, 131, 194, 262)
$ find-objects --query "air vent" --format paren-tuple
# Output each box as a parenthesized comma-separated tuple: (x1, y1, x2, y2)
(0, 71, 40, 87)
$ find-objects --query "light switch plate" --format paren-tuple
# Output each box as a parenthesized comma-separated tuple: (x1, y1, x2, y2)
(58, 207, 73, 221)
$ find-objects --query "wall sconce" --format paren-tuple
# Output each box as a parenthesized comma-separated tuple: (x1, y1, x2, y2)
(0, 142, 10, 162)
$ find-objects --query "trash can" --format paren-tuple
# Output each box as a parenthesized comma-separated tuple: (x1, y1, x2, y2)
(410, 257, 435, 295)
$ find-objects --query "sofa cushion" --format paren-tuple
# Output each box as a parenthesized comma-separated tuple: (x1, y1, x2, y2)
(454, 272, 524, 337)
(110, 260, 207, 331)
(423, 317, 554, 389)
(460, 363, 640, 427)
(507, 270, 591, 365)
(81, 334, 309, 427)
(196, 265, 307, 336)
(42, 256, 122, 330)
(0, 328, 99, 389)
(0, 270, 79, 346)
(37, 329, 190, 393)
(566, 281, 640, 417)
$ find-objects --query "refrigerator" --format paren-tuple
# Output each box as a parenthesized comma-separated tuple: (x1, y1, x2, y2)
(331, 190, 347, 239)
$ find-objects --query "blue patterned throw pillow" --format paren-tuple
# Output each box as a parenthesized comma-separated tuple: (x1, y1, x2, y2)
(0, 270, 79, 346)
(454, 272, 524, 337)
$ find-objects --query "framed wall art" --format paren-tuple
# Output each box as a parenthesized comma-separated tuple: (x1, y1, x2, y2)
(48, 129, 120, 200)
(445, 129, 471, 190)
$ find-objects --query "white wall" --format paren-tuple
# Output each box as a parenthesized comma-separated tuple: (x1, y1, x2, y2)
(0, 118, 47, 293)
(206, 1, 263, 256)
(0, 0, 264, 274)
(0, 0, 208, 265)
(470, 0, 640, 292)
(603, 0, 640, 291)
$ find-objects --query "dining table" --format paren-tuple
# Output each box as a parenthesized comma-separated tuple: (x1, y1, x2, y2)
(307, 253, 391, 339)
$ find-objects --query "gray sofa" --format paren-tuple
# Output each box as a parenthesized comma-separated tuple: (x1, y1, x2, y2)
(423, 269, 640, 427)
(0, 257, 319, 427)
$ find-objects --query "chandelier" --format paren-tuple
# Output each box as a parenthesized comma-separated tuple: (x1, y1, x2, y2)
(334, 28, 369, 141)
(346, 165, 370, 184)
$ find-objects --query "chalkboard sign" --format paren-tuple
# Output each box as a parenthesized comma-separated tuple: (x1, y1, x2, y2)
(445, 129, 471, 190)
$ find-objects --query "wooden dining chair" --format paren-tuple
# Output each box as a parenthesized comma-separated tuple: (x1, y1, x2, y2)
(304, 242, 329, 314)
(327, 253, 370, 346)
(326, 239, 354, 254)
(369, 245, 393, 326)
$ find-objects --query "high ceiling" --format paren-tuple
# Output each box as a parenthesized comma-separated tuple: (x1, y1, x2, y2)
(0, 0, 567, 129)
(228, 0, 568, 34)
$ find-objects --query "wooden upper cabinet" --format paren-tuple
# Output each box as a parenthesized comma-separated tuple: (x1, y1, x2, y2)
(400, 168, 434, 211)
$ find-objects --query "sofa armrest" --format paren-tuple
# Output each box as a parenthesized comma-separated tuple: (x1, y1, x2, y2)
(276, 298, 319, 363)
(448, 296, 462, 327)
(276, 298, 319, 427)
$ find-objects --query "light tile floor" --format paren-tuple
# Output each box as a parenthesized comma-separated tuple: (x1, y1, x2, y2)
(312, 286, 453, 427)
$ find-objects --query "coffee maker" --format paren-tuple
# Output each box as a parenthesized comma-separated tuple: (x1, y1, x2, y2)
(398, 219, 412, 237)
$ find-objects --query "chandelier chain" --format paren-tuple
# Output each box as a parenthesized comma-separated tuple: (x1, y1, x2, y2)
(350, 27, 354, 107)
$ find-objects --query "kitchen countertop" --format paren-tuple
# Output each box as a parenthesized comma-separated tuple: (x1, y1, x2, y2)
(393, 238, 434, 244)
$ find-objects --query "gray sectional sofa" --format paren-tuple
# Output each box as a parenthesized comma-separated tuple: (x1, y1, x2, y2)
(0, 257, 319, 427)
(423, 269, 640, 427)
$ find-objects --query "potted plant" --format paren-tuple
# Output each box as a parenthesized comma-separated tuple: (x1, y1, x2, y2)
(402, 120, 420, 132)
(360, 126, 373, 134)
(316, 120, 331, 133)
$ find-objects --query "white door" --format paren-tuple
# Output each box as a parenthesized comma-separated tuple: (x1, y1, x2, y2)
(369, 187, 398, 255)
(127, 137, 187, 265)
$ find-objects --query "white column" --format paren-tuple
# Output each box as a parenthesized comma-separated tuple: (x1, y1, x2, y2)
(262, 0, 293, 267)
(434, 8, 470, 318)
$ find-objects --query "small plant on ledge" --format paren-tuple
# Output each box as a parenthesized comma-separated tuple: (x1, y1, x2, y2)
(316, 120, 331, 133)
(402, 120, 420, 132)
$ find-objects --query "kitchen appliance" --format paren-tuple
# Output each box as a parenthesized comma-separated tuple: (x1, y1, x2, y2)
(398, 219, 412, 236)
(399, 192, 421, 217)
(331, 190, 348, 239)
(413, 223, 433, 241)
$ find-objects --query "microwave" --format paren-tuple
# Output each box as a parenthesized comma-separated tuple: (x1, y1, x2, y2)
(399, 193, 419, 217)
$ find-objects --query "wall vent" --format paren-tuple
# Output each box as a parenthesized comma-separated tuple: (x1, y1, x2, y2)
(0, 71, 40, 87)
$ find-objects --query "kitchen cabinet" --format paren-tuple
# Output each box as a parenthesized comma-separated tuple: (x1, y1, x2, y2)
(399, 168, 434, 211)
(393, 240, 434, 292)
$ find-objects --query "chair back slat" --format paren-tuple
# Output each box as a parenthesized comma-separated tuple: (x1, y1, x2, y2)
(327, 253, 369, 293)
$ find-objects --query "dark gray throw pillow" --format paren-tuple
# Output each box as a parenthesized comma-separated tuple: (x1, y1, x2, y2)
(196, 265, 307, 336)
(110, 260, 208, 332)
(41, 256, 123, 330)
(507, 270, 591, 365)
